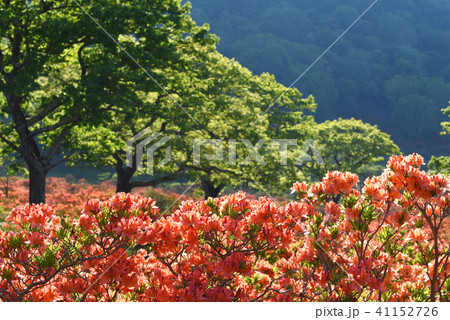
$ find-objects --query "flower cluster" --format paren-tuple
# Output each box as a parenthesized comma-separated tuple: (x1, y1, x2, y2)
(0, 177, 189, 218)
(0, 155, 449, 301)
(0, 177, 116, 217)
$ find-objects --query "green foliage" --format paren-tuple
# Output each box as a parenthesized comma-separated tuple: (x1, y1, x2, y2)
(0, 0, 215, 202)
(0, 205, 5, 223)
(34, 247, 57, 270)
(342, 194, 358, 209)
(178, 49, 316, 196)
(7, 234, 24, 249)
(0, 0, 409, 201)
(305, 118, 401, 180)
(441, 104, 450, 135)
(428, 156, 450, 175)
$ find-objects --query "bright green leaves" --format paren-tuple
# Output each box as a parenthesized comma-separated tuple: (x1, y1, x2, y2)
(96, 208, 111, 227)
(360, 204, 378, 222)
(429, 156, 450, 175)
(441, 104, 450, 135)
(350, 219, 369, 233)
(0, 0, 216, 201)
(342, 194, 359, 209)
(308, 118, 401, 181)
(7, 234, 24, 249)
(34, 247, 57, 270)
(1, 267, 14, 280)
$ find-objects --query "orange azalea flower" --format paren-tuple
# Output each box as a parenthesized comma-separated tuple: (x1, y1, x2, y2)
(321, 171, 359, 195)
(114, 216, 141, 239)
(109, 192, 134, 212)
(25, 232, 45, 247)
(81, 199, 102, 214)
(78, 214, 95, 231)
(323, 202, 341, 223)
(291, 181, 309, 195)
(405, 229, 427, 243)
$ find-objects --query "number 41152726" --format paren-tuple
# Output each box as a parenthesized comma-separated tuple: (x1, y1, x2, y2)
(375, 307, 438, 317)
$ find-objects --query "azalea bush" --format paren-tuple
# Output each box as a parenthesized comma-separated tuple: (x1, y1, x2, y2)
(0, 154, 449, 301)
(0, 177, 188, 219)
(143, 187, 192, 215)
(0, 177, 116, 217)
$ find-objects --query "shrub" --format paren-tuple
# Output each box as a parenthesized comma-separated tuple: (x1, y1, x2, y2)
(143, 187, 191, 215)
(0, 154, 449, 301)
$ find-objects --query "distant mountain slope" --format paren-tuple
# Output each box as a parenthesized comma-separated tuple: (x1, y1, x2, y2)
(187, 0, 450, 158)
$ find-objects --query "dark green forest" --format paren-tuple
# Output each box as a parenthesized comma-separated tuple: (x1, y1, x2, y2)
(188, 0, 450, 158)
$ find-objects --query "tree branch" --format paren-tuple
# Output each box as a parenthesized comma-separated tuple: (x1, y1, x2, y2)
(49, 155, 70, 170)
(0, 49, 6, 78)
(45, 126, 72, 163)
(77, 41, 88, 77)
(9, 31, 21, 69)
(29, 114, 81, 136)
(0, 133, 20, 152)
(26, 103, 60, 127)
(129, 165, 187, 189)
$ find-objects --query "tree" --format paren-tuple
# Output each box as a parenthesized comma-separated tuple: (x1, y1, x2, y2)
(304, 118, 401, 181)
(0, 151, 27, 199)
(57, 27, 218, 195)
(59, 41, 317, 199)
(178, 51, 316, 198)
(0, 102, 26, 198)
(63, 97, 197, 194)
(0, 0, 209, 203)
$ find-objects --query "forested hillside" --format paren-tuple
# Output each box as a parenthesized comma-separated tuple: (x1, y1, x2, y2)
(188, 0, 450, 158)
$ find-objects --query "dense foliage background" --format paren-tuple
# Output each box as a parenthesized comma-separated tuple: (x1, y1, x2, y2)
(188, 0, 450, 157)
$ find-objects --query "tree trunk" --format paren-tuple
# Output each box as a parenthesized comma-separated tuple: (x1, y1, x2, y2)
(0, 175, 10, 198)
(115, 157, 136, 193)
(29, 168, 46, 204)
(114, 154, 186, 194)
(6, 93, 50, 204)
(5, 29, 76, 205)
(201, 179, 224, 199)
